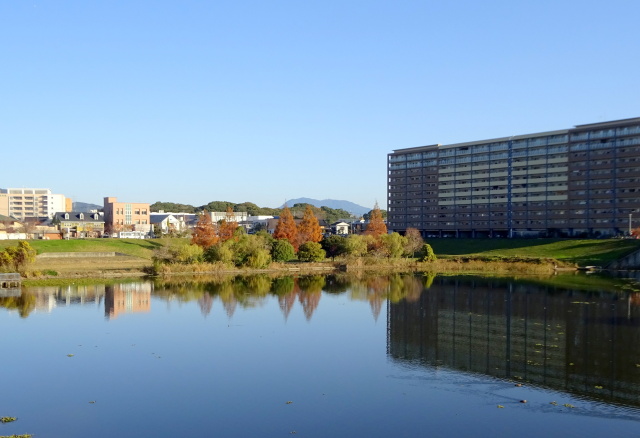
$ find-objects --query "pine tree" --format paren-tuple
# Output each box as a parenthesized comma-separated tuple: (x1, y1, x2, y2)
(365, 202, 387, 237)
(274, 205, 299, 250)
(297, 205, 323, 246)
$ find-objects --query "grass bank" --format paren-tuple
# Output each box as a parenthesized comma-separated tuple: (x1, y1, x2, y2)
(428, 238, 640, 266)
(0, 237, 185, 259)
(2, 237, 639, 279)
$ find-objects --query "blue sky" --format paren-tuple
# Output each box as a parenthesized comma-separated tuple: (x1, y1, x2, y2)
(2, 1, 638, 209)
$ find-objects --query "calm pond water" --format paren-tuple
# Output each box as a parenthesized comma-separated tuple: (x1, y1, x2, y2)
(2, 273, 640, 437)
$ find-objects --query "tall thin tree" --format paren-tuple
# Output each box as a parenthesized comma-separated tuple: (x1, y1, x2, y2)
(297, 205, 323, 246)
(274, 205, 299, 250)
(365, 202, 387, 237)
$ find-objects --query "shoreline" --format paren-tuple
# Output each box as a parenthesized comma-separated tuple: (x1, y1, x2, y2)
(19, 257, 576, 282)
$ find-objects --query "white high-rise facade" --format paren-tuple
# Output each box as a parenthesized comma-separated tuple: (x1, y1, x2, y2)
(0, 188, 67, 220)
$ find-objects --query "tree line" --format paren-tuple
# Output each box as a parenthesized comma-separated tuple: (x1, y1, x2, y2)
(152, 203, 434, 271)
(149, 201, 384, 224)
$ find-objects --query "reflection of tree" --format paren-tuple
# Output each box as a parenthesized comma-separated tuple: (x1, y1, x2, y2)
(198, 293, 213, 317)
(322, 275, 350, 294)
(279, 291, 297, 320)
(369, 294, 383, 321)
(243, 275, 272, 296)
(297, 276, 325, 320)
(272, 277, 295, 296)
(297, 275, 325, 294)
(0, 292, 36, 318)
(298, 290, 321, 321)
(387, 274, 423, 303)
(222, 298, 237, 318)
(273, 277, 296, 320)
(423, 272, 436, 289)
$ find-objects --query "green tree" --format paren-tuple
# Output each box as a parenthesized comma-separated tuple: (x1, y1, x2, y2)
(380, 232, 407, 258)
(173, 244, 203, 264)
(203, 243, 234, 265)
(150, 202, 196, 213)
(344, 234, 368, 257)
(418, 243, 437, 262)
(200, 201, 235, 212)
(298, 242, 326, 262)
(321, 235, 348, 261)
(363, 207, 387, 221)
(1, 241, 37, 273)
(271, 239, 296, 262)
(229, 234, 272, 268)
(320, 206, 353, 223)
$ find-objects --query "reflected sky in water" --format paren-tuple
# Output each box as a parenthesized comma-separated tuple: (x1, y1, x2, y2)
(2, 273, 640, 438)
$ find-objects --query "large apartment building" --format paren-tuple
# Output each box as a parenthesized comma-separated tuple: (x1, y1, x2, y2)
(387, 117, 640, 238)
(0, 188, 68, 220)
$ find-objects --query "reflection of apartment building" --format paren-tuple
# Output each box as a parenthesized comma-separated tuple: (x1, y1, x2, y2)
(388, 117, 640, 238)
(105, 283, 152, 319)
(103, 197, 151, 234)
(0, 188, 68, 220)
(388, 276, 640, 407)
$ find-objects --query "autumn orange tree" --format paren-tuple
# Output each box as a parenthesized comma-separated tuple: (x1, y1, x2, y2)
(274, 205, 299, 250)
(218, 206, 238, 242)
(191, 210, 219, 248)
(297, 205, 323, 247)
(365, 202, 387, 237)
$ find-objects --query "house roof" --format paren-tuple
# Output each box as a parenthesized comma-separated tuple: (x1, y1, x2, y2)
(0, 214, 19, 223)
(54, 212, 104, 223)
(150, 214, 172, 224)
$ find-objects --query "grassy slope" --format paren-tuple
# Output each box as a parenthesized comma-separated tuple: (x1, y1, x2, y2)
(428, 238, 640, 266)
(0, 238, 184, 260)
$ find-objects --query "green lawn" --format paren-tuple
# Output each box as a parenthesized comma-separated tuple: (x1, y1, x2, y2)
(0, 238, 185, 260)
(427, 238, 640, 266)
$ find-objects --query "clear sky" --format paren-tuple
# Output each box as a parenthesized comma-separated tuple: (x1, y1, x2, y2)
(2, 0, 638, 209)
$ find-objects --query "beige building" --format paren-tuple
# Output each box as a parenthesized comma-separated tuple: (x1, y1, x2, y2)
(103, 197, 151, 234)
(0, 188, 68, 220)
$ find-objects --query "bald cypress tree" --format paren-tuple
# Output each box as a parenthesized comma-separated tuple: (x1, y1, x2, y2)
(274, 205, 299, 250)
(297, 205, 323, 246)
(365, 203, 387, 238)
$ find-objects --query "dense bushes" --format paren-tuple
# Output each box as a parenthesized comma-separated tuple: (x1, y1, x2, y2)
(153, 227, 439, 271)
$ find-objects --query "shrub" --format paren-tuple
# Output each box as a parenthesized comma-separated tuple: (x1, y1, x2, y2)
(173, 243, 204, 264)
(418, 243, 437, 262)
(321, 235, 348, 260)
(271, 239, 295, 262)
(0, 241, 37, 273)
(298, 242, 326, 262)
(203, 243, 234, 265)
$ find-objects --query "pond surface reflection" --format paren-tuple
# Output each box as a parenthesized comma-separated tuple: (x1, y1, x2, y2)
(2, 273, 640, 437)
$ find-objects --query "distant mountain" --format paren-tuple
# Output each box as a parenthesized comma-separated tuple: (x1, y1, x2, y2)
(73, 202, 102, 212)
(280, 198, 371, 217)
